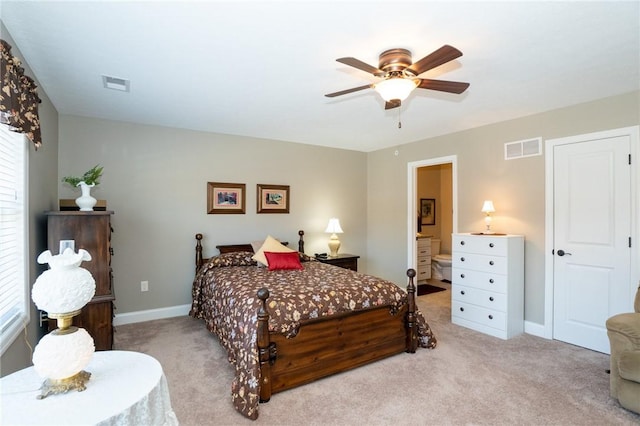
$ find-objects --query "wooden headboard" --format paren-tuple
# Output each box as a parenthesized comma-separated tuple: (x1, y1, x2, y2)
(195, 230, 305, 272)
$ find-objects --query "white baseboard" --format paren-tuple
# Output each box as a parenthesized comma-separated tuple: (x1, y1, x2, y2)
(524, 320, 547, 338)
(113, 304, 191, 326)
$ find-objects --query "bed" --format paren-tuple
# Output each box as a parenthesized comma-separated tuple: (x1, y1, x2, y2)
(190, 231, 437, 419)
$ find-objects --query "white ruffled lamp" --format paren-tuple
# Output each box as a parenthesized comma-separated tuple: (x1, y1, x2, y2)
(31, 248, 96, 399)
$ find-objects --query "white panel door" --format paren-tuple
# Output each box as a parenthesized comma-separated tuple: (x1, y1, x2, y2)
(552, 134, 631, 354)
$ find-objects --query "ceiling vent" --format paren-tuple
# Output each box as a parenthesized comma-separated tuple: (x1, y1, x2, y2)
(102, 75, 130, 92)
(504, 137, 542, 160)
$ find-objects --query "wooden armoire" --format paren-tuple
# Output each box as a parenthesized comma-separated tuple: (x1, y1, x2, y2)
(45, 211, 115, 350)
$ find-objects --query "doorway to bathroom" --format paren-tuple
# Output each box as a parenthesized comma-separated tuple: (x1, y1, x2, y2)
(407, 156, 458, 285)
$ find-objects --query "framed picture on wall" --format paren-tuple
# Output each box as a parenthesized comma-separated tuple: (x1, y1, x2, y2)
(421, 198, 436, 225)
(257, 184, 290, 213)
(207, 182, 246, 214)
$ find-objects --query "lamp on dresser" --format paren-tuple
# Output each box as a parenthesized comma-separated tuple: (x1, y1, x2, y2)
(481, 200, 496, 234)
(325, 218, 343, 257)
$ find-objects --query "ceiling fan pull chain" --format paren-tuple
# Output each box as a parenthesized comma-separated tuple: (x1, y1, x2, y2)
(398, 104, 402, 129)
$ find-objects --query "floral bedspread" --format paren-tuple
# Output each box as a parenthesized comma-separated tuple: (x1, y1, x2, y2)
(189, 251, 437, 419)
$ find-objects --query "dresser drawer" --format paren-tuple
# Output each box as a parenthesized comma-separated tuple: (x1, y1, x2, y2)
(416, 244, 431, 257)
(452, 301, 506, 331)
(452, 253, 507, 275)
(453, 234, 508, 256)
(417, 255, 431, 268)
(452, 284, 507, 311)
(451, 268, 507, 293)
(417, 267, 430, 281)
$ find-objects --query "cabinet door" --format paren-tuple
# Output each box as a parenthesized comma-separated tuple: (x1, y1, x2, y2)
(74, 301, 114, 350)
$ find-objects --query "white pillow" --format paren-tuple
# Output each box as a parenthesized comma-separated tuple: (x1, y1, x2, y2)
(252, 235, 295, 267)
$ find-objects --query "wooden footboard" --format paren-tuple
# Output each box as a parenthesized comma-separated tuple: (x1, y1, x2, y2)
(256, 268, 418, 402)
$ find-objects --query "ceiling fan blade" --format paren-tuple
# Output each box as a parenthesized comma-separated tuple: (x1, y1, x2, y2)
(325, 84, 372, 98)
(417, 78, 470, 94)
(406, 45, 463, 76)
(336, 57, 385, 76)
(385, 99, 401, 110)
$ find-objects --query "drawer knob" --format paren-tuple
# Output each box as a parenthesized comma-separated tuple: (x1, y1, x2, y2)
(460, 241, 465, 245)
(489, 260, 494, 266)
(460, 290, 465, 295)
(489, 278, 494, 284)
(460, 273, 465, 279)
(489, 243, 494, 248)
(461, 257, 465, 262)
(488, 315, 494, 320)
(489, 296, 494, 302)
(460, 307, 465, 312)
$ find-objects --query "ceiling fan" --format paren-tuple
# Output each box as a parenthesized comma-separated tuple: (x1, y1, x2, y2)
(325, 45, 469, 110)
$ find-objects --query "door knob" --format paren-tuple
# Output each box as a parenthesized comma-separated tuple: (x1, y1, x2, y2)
(557, 249, 572, 256)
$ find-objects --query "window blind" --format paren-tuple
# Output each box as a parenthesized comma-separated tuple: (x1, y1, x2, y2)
(0, 125, 29, 355)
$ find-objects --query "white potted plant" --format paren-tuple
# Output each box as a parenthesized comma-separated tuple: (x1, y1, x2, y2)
(61, 165, 104, 211)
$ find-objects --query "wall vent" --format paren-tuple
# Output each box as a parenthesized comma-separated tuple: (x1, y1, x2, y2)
(102, 75, 130, 92)
(504, 137, 542, 160)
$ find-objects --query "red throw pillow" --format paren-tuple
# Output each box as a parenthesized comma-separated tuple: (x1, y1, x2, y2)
(264, 251, 303, 271)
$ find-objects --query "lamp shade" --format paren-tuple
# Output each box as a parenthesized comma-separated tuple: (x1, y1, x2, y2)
(481, 200, 495, 213)
(32, 248, 96, 314)
(373, 78, 418, 102)
(325, 218, 343, 234)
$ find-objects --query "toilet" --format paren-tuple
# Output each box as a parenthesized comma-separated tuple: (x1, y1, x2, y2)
(430, 238, 452, 282)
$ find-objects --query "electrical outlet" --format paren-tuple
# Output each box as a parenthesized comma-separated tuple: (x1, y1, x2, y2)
(141, 280, 149, 292)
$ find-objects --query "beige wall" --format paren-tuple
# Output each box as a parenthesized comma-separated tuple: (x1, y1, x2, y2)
(0, 23, 59, 376)
(58, 116, 368, 314)
(366, 91, 639, 326)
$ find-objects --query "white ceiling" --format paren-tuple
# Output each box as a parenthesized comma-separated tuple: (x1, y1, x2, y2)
(1, 1, 639, 152)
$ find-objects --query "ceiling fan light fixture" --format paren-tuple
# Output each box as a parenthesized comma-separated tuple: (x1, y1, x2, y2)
(374, 78, 418, 102)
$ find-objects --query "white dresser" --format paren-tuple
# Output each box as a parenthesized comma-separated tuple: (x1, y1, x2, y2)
(451, 233, 524, 339)
(416, 236, 431, 282)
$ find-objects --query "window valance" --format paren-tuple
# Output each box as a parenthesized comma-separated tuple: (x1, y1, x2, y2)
(1, 39, 42, 149)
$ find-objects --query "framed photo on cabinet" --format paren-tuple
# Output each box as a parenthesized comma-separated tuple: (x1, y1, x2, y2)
(207, 182, 246, 214)
(257, 184, 289, 213)
(420, 198, 436, 225)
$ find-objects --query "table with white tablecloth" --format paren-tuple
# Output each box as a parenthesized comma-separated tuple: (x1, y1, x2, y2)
(0, 350, 178, 425)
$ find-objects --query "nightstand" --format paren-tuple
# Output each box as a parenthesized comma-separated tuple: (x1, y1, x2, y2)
(315, 254, 359, 271)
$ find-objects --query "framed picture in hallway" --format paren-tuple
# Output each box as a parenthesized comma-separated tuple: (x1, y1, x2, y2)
(207, 182, 246, 214)
(421, 198, 436, 225)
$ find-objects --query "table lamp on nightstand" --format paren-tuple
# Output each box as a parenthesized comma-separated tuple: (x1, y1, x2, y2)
(325, 218, 343, 257)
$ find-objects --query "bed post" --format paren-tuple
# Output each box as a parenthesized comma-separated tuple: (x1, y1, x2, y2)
(195, 233, 203, 273)
(298, 230, 305, 253)
(257, 287, 274, 403)
(405, 268, 418, 353)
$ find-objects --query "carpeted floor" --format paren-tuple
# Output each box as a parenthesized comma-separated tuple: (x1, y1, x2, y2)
(115, 285, 640, 425)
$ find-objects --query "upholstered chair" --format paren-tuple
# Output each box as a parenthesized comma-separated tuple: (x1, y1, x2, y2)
(606, 285, 640, 414)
